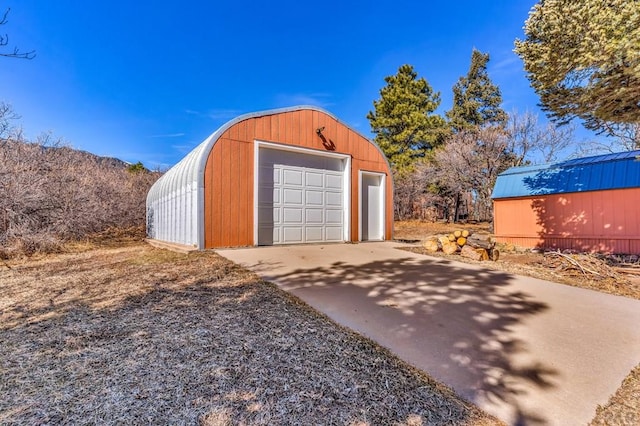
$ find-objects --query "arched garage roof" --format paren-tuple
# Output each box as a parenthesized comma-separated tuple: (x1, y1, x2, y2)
(146, 105, 391, 249)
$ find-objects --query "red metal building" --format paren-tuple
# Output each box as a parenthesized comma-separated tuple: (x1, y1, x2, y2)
(492, 151, 640, 254)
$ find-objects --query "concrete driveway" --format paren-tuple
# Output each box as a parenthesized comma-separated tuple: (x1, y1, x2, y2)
(217, 242, 640, 425)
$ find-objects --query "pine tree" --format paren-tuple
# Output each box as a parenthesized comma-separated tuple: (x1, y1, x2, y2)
(514, 0, 639, 135)
(127, 161, 148, 174)
(446, 50, 507, 131)
(367, 64, 447, 171)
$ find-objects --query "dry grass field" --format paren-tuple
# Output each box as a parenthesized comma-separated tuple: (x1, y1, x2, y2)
(0, 242, 500, 425)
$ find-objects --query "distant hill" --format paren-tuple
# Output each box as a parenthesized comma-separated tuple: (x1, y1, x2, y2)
(1, 138, 143, 169)
(64, 147, 132, 169)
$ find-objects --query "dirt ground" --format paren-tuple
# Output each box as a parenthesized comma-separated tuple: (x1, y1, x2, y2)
(394, 220, 640, 426)
(394, 220, 640, 300)
(0, 241, 499, 425)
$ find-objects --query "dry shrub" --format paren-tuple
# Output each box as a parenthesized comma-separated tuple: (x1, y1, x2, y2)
(0, 230, 63, 258)
(0, 135, 160, 257)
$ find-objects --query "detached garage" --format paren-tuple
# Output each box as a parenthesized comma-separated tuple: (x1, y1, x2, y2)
(146, 106, 393, 249)
(492, 150, 640, 254)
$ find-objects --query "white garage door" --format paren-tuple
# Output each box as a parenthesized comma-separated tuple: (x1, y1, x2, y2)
(258, 148, 346, 245)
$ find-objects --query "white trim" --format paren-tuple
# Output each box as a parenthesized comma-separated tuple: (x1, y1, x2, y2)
(359, 170, 386, 241)
(253, 140, 351, 245)
(253, 141, 260, 246)
(255, 140, 352, 160)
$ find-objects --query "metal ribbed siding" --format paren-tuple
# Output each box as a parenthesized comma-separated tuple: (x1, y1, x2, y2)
(494, 235, 640, 254)
(146, 141, 206, 247)
(493, 187, 640, 254)
(493, 150, 640, 199)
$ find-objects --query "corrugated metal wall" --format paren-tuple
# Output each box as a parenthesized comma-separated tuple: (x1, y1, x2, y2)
(146, 139, 211, 248)
(494, 187, 640, 254)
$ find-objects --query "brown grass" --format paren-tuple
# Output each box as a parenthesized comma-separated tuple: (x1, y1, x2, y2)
(0, 243, 500, 425)
(394, 220, 492, 242)
(590, 363, 640, 426)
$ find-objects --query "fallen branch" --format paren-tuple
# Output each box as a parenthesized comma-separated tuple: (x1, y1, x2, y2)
(546, 251, 602, 276)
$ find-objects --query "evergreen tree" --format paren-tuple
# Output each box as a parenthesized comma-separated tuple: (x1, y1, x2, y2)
(127, 161, 147, 174)
(367, 64, 447, 171)
(514, 0, 639, 135)
(446, 49, 507, 131)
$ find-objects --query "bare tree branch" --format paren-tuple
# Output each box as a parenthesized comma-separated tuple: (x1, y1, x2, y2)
(506, 110, 576, 165)
(432, 127, 510, 221)
(599, 122, 640, 150)
(0, 8, 35, 60)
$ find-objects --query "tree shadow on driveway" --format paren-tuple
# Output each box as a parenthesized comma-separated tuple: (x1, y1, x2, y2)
(268, 254, 555, 425)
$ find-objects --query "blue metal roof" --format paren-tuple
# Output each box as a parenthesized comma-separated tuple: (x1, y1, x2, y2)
(492, 150, 640, 199)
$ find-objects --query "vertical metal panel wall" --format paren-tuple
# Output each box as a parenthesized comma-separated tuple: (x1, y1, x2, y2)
(493, 188, 640, 254)
(146, 139, 211, 248)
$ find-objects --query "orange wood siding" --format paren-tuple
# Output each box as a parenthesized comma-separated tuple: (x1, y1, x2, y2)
(203, 110, 393, 248)
(494, 187, 640, 254)
(204, 137, 254, 247)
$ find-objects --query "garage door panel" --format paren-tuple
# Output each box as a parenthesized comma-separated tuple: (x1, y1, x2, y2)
(283, 188, 303, 204)
(325, 174, 343, 189)
(283, 207, 303, 224)
(306, 171, 324, 187)
(283, 227, 303, 243)
(306, 190, 323, 205)
(283, 169, 303, 185)
(305, 227, 323, 242)
(305, 208, 323, 223)
(326, 209, 343, 224)
(325, 191, 343, 207)
(325, 227, 343, 241)
(258, 147, 345, 245)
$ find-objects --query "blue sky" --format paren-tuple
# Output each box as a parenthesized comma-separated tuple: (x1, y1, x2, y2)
(0, 1, 602, 168)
